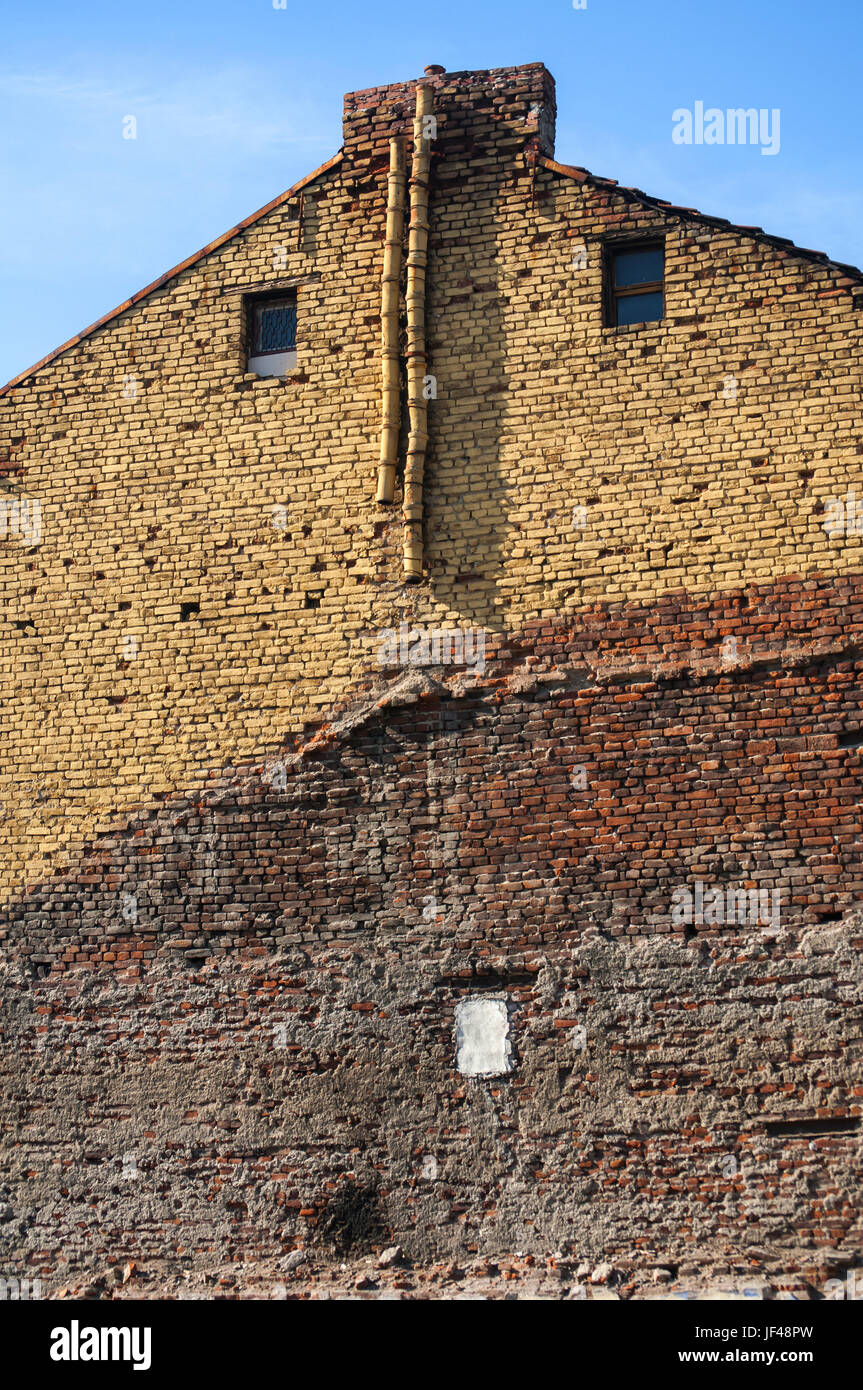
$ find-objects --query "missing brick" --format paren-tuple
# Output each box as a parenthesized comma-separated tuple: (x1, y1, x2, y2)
(838, 729, 863, 749)
(763, 1116, 859, 1138)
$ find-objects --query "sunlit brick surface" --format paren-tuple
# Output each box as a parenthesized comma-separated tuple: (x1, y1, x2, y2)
(0, 63, 861, 1290)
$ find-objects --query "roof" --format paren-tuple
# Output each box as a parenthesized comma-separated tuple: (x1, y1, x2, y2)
(539, 156, 863, 283)
(2, 144, 860, 399)
(0, 152, 343, 400)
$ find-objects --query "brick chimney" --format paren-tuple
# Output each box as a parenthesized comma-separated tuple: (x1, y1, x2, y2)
(341, 61, 556, 169)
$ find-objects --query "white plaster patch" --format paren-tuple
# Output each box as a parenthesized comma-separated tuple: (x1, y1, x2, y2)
(248, 349, 297, 376)
(455, 998, 512, 1077)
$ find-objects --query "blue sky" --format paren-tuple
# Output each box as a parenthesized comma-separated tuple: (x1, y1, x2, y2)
(1, 0, 861, 385)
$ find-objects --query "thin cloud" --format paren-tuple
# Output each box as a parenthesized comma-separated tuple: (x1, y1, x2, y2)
(0, 65, 335, 152)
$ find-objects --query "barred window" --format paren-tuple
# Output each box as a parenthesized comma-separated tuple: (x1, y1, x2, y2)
(246, 291, 298, 375)
(251, 295, 297, 355)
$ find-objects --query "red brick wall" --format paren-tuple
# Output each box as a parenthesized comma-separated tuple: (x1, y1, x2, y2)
(2, 572, 861, 1288)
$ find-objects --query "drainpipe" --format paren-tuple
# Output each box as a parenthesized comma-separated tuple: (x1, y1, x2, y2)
(376, 137, 406, 504)
(402, 82, 433, 582)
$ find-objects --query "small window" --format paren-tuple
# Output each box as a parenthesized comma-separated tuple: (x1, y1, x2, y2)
(246, 291, 297, 375)
(607, 242, 664, 327)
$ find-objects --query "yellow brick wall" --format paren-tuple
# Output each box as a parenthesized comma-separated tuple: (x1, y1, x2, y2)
(0, 91, 861, 895)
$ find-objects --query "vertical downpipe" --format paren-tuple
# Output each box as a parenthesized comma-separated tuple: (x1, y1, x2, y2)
(402, 83, 433, 582)
(376, 137, 406, 504)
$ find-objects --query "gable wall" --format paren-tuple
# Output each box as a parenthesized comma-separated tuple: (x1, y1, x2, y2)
(0, 66, 860, 894)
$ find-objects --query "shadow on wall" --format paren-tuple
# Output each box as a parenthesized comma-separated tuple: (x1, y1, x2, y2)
(2, 584, 863, 1279)
(4, 576, 863, 952)
(422, 139, 526, 635)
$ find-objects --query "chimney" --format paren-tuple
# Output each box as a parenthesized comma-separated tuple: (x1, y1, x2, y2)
(341, 62, 556, 170)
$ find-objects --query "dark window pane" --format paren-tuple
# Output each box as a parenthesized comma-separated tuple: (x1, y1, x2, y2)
(615, 290, 663, 326)
(612, 247, 663, 289)
(253, 299, 297, 354)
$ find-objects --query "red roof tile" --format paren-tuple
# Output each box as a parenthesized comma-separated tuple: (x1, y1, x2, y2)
(539, 155, 863, 283)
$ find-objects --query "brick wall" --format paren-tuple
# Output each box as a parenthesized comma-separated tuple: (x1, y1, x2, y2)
(0, 62, 861, 1290)
(0, 62, 860, 896)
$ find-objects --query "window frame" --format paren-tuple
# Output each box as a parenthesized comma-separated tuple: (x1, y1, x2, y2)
(247, 290, 297, 357)
(604, 238, 665, 328)
(244, 288, 298, 376)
